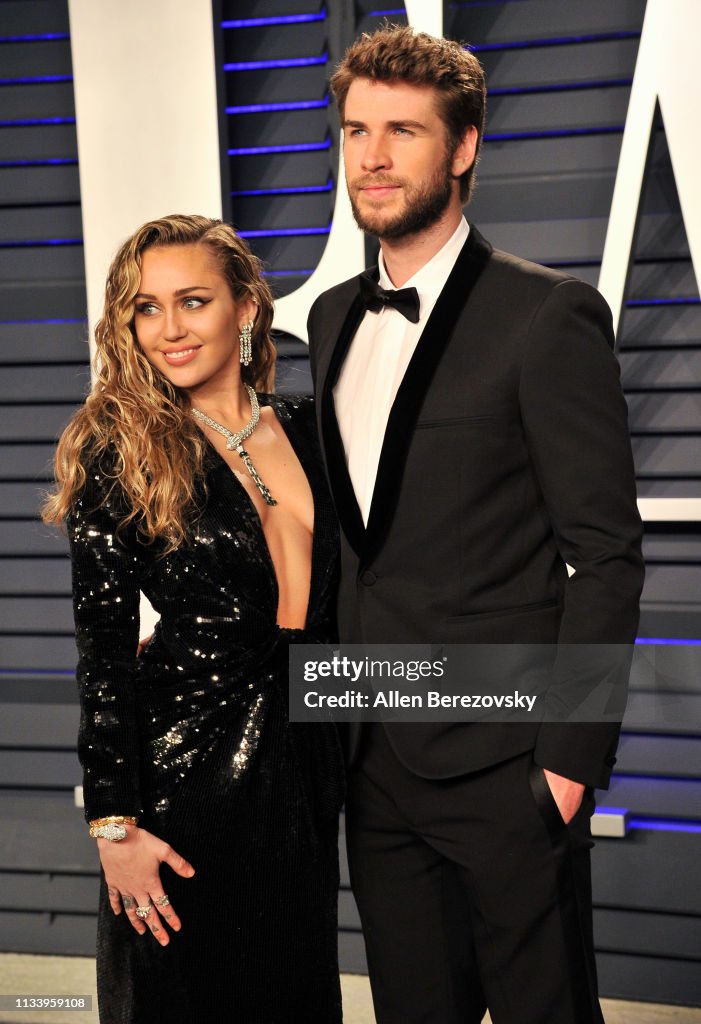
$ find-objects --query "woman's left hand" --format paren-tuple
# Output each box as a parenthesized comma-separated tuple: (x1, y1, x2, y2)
(99, 825, 195, 945)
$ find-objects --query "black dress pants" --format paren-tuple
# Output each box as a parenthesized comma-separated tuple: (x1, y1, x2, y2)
(345, 724, 604, 1024)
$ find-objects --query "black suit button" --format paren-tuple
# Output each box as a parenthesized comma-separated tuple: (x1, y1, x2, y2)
(359, 570, 377, 586)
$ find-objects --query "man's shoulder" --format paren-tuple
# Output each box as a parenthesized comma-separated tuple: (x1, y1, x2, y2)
(477, 239, 609, 314)
(310, 274, 362, 313)
(487, 245, 575, 288)
(307, 273, 363, 350)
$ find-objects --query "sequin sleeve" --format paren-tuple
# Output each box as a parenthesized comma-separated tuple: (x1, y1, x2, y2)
(67, 463, 144, 822)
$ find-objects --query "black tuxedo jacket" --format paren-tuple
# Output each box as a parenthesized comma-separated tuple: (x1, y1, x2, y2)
(307, 225, 644, 789)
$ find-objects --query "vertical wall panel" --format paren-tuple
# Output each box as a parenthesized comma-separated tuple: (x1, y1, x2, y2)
(0, 0, 92, 955)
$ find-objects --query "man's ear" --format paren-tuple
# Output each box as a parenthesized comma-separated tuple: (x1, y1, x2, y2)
(451, 125, 478, 178)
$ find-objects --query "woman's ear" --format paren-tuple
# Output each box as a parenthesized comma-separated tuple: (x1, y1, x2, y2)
(237, 295, 258, 332)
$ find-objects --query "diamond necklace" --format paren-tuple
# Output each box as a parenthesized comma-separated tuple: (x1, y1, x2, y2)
(191, 384, 277, 506)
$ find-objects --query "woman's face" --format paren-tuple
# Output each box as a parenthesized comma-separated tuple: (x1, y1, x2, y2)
(133, 243, 256, 395)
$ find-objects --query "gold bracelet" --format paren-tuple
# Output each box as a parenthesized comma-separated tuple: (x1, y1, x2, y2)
(88, 815, 138, 827)
(88, 815, 138, 839)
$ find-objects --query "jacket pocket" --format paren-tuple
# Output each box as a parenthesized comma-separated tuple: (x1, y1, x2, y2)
(445, 598, 560, 624)
(529, 761, 566, 837)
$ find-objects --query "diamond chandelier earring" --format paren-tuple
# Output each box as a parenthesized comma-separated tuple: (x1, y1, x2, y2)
(239, 321, 254, 366)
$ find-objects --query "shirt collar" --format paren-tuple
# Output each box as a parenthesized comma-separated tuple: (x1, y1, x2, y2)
(377, 217, 470, 314)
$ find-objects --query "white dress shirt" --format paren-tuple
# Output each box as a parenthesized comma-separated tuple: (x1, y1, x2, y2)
(334, 217, 470, 524)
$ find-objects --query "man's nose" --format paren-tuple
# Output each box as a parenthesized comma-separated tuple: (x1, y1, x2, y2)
(361, 136, 390, 172)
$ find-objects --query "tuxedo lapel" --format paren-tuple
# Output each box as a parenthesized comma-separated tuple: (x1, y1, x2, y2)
(320, 293, 367, 556)
(363, 226, 493, 563)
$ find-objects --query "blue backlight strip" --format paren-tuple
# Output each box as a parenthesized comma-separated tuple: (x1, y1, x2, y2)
(0, 74, 73, 85)
(628, 818, 701, 834)
(263, 268, 315, 277)
(451, 0, 541, 6)
(0, 157, 77, 167)
(224, 54, 327, 72)
(0, 238, 82, 248)
(228, 138, 330, 156)
(0, 116, 76, 127)
(484, 126, 623, 142)
(0, 33, 70, 42)
(239, 226, 330, 239)
(222, 11, 326, 29)
(0, 317, 84, 325)
(232, 178, 333, 198)
(609, 772, 700, 784)
(636, 638, 701, 645)
(227, 98, 329, 115)
(0, 667, 75, 677)
(489, 78, 632, 97)
(469, 31, 640, 53)
(627, 297, 700, 307)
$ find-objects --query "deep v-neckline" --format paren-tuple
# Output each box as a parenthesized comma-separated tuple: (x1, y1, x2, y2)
(204, 395, 319, 630)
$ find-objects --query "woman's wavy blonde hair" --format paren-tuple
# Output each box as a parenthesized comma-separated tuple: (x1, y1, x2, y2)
(42, 214, 276, 550)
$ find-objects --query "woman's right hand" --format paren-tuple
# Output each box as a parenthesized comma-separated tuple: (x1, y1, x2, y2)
(97, 826, 195, 946)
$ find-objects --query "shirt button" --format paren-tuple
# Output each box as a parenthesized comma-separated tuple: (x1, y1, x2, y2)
(359, 570, 377, 586)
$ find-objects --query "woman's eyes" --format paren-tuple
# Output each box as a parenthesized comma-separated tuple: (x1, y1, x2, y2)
(135, 297, 207, 315)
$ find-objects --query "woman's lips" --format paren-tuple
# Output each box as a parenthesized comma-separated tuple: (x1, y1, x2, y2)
(162, 347, 201, 366)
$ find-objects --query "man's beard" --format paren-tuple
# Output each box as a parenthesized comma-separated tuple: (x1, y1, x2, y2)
(348, 160, 454, 240)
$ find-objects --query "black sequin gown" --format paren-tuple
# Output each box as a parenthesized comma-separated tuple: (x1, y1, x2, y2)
(68, 395, 344, 1024)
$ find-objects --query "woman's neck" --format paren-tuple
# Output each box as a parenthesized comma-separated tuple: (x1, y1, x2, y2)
(187, 378, 251, 428)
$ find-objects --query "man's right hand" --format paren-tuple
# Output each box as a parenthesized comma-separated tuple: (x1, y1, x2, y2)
(136, 633, 154, 657)
(543, 769, 585, 825)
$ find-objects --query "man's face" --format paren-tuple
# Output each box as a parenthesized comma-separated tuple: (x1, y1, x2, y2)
(342, 78, 476, 241)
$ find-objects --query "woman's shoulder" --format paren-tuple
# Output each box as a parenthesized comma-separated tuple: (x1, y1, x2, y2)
(259, 391, 315, 425)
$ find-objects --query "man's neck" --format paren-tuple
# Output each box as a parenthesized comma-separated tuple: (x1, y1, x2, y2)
(380, 206, 464, 288)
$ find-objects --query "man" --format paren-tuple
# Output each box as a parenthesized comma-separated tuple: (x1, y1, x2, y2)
(307, 26, 644, 1024)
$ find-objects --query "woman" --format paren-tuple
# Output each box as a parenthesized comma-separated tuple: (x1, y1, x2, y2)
(43, 215, 344, 1023)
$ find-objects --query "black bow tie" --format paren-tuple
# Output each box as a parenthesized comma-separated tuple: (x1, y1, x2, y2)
(358, 271, 421, 324)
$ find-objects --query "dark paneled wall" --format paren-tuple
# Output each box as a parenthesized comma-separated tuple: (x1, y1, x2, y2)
(0, 0, 95, 958)
(1, 0, 700, 1009)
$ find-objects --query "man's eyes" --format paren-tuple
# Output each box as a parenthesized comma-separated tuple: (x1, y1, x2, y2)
(347, 127, 414, 137)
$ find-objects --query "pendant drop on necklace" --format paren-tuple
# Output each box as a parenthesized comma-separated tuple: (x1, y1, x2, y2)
(237, 447, 277, 506)
(192, 386, 278, 506)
